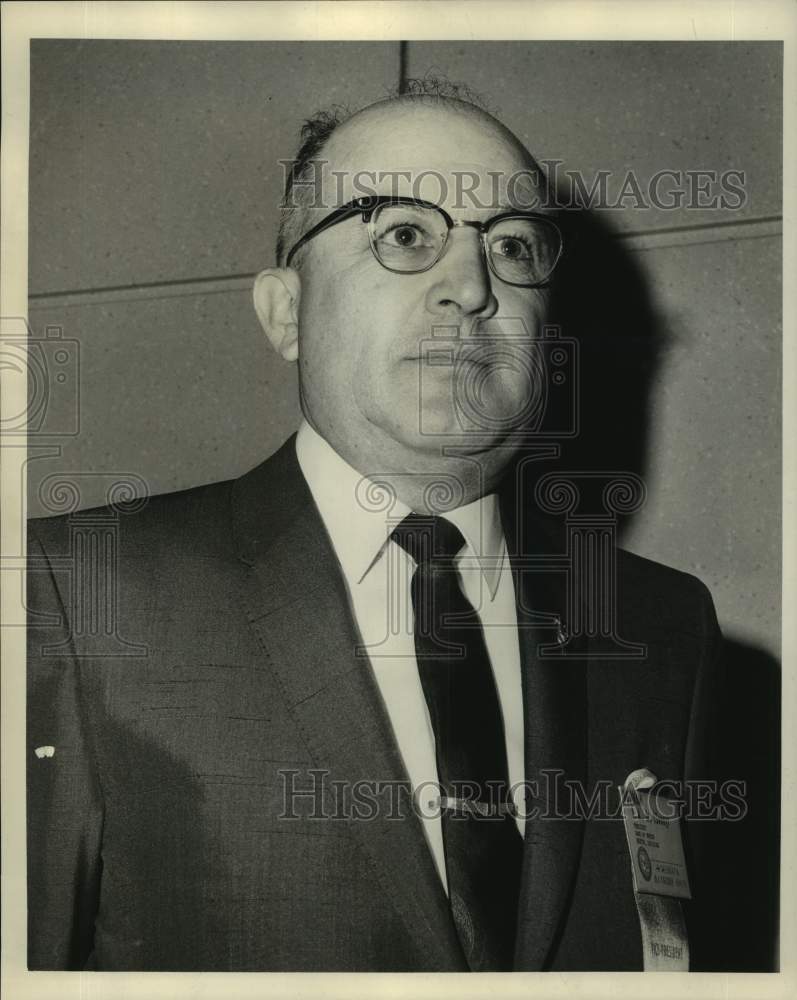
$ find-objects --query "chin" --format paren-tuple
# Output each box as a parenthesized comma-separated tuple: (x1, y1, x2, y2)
(397, 421, 513, 459)
(393, 403, 465, 445)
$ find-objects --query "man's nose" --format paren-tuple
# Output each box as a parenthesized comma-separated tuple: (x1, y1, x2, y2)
(425, 228, 498, 320)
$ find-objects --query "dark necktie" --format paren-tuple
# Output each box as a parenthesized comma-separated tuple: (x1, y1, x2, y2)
(391, 512, 523, 971)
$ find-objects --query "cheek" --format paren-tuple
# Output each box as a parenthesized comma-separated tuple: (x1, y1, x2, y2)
(297, 275, 391, 413)
(494, 287, 549, 333)
(464, 292, 550, 415)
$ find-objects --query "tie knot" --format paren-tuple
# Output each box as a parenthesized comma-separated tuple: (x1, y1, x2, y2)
(391, 513, 466, 565)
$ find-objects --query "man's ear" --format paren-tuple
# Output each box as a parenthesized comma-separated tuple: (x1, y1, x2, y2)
(252, 268, 301, 362)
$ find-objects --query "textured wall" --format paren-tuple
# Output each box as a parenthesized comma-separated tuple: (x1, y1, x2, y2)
(27, 38, 399, 497)
(27, 40, 781, 662)
(29, 40, 403, 291)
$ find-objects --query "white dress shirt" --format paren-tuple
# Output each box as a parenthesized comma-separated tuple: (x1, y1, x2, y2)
(295, 420, 525, 891)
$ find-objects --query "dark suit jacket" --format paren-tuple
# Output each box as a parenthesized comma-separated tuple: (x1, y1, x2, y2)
(27, 435, 724, 971)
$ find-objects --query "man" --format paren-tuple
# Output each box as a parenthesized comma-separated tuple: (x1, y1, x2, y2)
(27, 83, 724, 972)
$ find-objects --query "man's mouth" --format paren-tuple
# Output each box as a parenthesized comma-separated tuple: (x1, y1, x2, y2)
(404, 351, 491, 367)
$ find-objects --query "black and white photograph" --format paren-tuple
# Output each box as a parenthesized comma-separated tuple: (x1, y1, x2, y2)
(1, 2, 792, 997)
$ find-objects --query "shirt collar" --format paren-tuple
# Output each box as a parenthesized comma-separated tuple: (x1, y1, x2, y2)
(295, 419, 505, 599)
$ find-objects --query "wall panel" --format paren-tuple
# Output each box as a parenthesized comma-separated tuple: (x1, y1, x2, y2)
(622, 234, 781, 652)
(29, 40, 401, 294)
(405, 41, 781, 231)
(27, 286, 300, 515)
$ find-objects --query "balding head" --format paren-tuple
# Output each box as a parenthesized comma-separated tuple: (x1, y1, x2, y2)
(276, 81, 547, 267)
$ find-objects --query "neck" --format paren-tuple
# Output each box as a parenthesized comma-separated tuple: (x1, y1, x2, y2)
(367, 460, 500, 515)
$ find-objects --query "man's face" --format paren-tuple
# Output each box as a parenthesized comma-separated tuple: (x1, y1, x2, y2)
(294, 102, 551, 474)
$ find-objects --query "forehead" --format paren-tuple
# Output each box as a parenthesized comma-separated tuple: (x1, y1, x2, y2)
(319, 102, 541, 212)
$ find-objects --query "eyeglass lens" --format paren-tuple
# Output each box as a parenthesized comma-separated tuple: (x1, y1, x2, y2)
(368, 203, 560, 285)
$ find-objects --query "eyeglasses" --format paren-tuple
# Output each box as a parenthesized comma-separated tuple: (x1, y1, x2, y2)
(285, 195, 564, 288)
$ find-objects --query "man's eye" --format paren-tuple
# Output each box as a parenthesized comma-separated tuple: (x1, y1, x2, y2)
(492, 236, 532, 260)
(393, 225, 420, 247)
(378, 223, 431, 248)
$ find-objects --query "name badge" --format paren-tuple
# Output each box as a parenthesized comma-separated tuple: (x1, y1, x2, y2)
(622, 788, 692, 899)
(620, 768, 691, 971)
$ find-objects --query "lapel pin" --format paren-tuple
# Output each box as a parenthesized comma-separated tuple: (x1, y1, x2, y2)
(554, 616, 569, 645)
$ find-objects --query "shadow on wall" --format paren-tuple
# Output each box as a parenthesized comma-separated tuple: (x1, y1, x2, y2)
(544, 206, 666, 512)
(505, 206, 668, 537)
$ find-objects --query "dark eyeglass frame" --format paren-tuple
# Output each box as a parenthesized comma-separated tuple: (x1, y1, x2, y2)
(284, 195, 564, 288)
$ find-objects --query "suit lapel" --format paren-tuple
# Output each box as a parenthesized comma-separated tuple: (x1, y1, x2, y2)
(500, 486, 588, 970)
(230, 437, 588, 970)
(231, 436, 466, 971)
